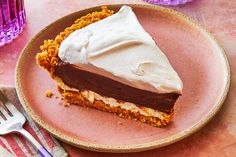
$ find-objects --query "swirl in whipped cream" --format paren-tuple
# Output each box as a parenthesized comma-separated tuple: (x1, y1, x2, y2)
(58, 6, 183, 94)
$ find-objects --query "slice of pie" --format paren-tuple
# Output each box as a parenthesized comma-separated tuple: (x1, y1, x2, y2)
(36, 6, 183, 127)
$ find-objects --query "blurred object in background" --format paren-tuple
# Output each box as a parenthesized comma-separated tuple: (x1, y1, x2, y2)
(143, 0, 193, 5)
(0, 0, 26, 47)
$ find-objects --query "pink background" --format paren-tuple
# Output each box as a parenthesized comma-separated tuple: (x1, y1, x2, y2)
(0, 0, 236, 156)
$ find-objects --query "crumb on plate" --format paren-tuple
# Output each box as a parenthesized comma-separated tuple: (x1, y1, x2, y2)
(45, 90, 53, 98)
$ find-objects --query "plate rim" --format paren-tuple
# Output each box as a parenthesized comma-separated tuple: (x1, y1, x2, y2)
(15, 4, 231, 153)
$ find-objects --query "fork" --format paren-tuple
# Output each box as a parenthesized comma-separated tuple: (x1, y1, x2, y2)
(0, 90, 53, 157)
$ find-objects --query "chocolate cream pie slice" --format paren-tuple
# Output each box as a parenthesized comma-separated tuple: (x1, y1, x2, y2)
(36, 6, 183, 127)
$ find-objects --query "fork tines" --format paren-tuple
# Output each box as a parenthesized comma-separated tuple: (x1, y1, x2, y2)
(0, 91, 14, 121)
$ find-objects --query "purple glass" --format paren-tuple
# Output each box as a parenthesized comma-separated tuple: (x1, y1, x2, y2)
(0, 0, 26, 47)
(143, 0, 193, 5)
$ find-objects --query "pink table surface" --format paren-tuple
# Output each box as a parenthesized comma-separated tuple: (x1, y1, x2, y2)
(0, 0, 236, 156)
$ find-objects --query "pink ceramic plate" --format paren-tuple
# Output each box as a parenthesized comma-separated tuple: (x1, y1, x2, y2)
(15, 4, 230, 153)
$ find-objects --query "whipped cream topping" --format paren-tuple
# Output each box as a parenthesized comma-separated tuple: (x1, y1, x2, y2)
(58, 6, 183, 94)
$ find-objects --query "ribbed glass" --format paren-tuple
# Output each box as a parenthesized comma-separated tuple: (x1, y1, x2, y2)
(143, 0, 193, 5)
(0, 0, 26, 47)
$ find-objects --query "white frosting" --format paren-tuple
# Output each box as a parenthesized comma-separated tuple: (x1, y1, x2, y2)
(58, 6, 183, 94)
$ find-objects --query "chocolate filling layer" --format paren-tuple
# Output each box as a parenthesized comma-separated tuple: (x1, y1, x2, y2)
(54, 62, 180, 113)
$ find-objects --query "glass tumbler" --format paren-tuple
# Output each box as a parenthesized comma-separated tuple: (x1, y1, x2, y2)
(0, 0, 26, 47)
(143, 0, 193, 5)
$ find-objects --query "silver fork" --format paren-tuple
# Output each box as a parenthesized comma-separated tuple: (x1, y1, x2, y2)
(0, 90, 52, 157)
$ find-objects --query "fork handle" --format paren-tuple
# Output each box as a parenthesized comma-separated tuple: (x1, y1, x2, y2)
(18, 128, 53, 157)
